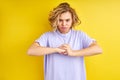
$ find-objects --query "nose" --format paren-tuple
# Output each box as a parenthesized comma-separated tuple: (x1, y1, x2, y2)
(62, 21, 66, 26)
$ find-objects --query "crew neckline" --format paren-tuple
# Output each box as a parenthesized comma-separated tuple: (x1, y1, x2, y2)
(56, 29, 72, 37)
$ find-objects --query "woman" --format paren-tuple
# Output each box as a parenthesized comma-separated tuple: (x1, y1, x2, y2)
(27, 2, 102, 80)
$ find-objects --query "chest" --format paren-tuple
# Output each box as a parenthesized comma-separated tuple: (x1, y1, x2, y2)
(47, 34, 83, 50)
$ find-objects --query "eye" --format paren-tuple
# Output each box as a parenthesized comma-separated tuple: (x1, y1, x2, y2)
(66, 19, 70, 22)
(59, 19, 63, 22)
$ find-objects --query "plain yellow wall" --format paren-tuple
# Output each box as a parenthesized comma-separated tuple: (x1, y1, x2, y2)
(0, 0, 120, 80)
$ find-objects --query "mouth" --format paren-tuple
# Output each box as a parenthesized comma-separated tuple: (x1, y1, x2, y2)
(61, 27, 67, 29)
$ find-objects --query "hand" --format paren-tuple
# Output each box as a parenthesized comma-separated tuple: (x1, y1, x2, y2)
(59, 44, 74, 56)
(56, 48, 66, 54)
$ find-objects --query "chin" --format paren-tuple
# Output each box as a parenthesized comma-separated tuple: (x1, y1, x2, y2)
(61, 30, 69, 34)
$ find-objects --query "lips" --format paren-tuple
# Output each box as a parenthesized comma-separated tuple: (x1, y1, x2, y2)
(61, 27, 67, 29)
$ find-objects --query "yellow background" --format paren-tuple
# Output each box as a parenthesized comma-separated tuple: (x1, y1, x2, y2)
(0, 0, 120, 80)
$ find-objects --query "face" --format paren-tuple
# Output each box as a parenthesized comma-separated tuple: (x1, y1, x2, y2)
(57, 11, 73, 34)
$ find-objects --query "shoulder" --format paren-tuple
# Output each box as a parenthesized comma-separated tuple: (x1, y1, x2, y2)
(41, 30, 55, 37)
(72, 29, 91, 39)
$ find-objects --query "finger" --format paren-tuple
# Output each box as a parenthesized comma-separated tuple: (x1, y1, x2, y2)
(59, 46, 67, 50)
(62, 44, 70, 48)
(60, 51, 67, 55)
(64, 52, 68, 55)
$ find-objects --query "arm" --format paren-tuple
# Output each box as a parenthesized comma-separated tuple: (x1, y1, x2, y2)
(59, 42, 102, 57)
(27, 42, 65, 56)
(72, 42, 102, 56)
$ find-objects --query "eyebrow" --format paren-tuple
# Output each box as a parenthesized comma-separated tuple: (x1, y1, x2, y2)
(66, 19, 70, 21)
(59, 18, 70, 20)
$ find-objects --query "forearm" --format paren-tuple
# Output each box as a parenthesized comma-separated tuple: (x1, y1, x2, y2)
(72, 45, 102, 57)
(27, 46, 57, 56)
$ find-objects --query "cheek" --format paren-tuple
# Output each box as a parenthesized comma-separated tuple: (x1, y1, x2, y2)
(58, 22, 62, 25)
(57, 23, 62, 28)
(68, 21, 72, 25)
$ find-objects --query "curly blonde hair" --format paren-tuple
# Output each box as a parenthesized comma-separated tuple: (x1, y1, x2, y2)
(48, 2, 81, 28)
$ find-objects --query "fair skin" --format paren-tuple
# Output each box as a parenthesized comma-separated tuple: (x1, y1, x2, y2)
(27, 11, 102, 56)
(57, 11, 72, 34)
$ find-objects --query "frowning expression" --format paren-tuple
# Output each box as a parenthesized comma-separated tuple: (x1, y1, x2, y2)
(57, 11, 73, 34)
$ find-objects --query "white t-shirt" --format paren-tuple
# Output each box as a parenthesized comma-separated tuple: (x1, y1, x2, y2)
(35, 29, 95, 80)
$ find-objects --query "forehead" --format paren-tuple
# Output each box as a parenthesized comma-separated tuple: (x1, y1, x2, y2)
(59, 12, 72, 19)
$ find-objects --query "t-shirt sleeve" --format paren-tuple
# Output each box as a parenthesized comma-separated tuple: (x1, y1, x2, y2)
(35, 33, 48, 47)
(81, 31, 96, 48)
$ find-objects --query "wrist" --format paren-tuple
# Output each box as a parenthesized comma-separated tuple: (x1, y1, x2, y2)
(69, 50, 78, 56)
(54, 48, 58, 52)
(68, 50, 75, 56)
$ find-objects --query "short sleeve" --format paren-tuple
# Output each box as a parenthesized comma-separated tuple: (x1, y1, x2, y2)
(35, 33, 48, 47)
(80, 31, 96, 48)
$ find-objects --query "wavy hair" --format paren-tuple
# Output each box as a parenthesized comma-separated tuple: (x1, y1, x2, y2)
(48, 2, 81, 28)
